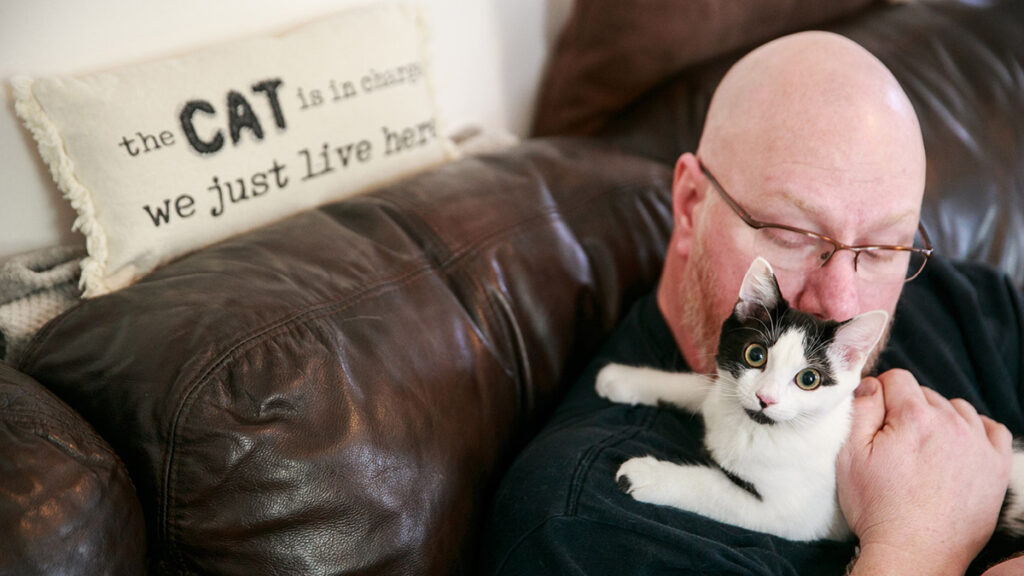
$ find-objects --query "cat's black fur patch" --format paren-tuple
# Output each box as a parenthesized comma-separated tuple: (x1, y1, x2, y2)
(744, 408, 775, 426)
(716, 274, 842, 388)
(617, 474, 633, 494)
(711, 458, 762, 501)
(1001, 486, 1015, 524)
(718, 466, 762, 502)
(700, 446, 762, 501)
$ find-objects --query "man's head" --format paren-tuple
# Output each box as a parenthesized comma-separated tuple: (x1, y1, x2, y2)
(658, 31, 927, 374)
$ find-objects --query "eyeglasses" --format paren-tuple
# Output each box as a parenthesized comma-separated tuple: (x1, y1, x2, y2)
(698, 158, 933, 283)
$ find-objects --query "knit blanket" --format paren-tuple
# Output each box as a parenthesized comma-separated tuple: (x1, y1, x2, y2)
(0, 245, 84, 365)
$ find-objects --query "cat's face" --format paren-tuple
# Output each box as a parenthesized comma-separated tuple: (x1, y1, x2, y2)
(714, 258, 887, 426)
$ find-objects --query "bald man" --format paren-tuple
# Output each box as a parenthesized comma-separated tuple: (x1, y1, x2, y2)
(666, 31, 924, 374)
(483, 32, 1024, 575)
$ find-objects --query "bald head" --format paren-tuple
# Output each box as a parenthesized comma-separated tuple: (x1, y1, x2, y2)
(699, 31, 925, 191)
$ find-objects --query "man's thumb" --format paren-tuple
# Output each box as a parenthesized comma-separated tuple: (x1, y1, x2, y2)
(848, 377, 885, 445)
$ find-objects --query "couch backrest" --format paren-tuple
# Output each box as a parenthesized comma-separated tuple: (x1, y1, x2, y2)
(540, 0, 1024, 289)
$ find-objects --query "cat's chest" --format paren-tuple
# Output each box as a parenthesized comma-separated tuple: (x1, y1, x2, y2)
(699, 397, 848, 483)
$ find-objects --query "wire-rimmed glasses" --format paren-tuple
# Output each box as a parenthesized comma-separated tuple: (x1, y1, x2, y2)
(698, 158, 933, 283)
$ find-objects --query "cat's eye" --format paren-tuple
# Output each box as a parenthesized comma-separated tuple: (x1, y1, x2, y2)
(743, 343, 767, 368)
(795, 368, 821, 390)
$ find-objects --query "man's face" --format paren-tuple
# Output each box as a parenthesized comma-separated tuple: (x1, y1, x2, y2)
(674, 152, 922, 373)
(661, 32, 928, 374)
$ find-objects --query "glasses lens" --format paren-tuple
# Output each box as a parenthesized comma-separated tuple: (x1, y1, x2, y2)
(752, 227, 834, 273)
(905, 250, 928, 281)
(861, 228, 930, 283)
(907, 226, 931, 281)
(855, 249, 918, 283)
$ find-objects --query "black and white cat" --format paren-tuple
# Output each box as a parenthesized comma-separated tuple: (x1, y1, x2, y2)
(597, 256, 1024, 541)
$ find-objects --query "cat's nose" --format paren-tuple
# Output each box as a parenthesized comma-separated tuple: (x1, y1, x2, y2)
(756, 393, 776, 409)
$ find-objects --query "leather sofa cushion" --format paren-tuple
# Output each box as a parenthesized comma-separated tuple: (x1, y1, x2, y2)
(19, 139, 673, 574)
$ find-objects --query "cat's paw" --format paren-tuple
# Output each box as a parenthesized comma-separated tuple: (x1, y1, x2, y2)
(615, 455, 668, 501)
(596, 363, 646, 405)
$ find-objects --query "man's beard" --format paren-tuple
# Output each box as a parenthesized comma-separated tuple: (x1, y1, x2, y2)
(677, 241, 724, 373)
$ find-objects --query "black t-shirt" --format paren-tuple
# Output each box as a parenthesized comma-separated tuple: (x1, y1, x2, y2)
(482, 257, 1024, 575)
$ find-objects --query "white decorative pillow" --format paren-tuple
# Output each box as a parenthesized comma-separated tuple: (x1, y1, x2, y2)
(13, 2, 458, 298)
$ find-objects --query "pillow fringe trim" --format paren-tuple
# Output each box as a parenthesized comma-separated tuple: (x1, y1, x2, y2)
(12, 77, 109, 298)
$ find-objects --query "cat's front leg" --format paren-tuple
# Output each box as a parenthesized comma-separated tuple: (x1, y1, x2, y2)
(596, 363, 709, 410)
(617, 456, 839, 541)
(616, 456, 748, 515)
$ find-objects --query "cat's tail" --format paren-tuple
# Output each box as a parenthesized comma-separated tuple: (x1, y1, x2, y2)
(997, 444, 1024, 536)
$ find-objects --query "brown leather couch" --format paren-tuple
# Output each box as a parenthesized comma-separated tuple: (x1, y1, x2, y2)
(3, 1, 1022, 574)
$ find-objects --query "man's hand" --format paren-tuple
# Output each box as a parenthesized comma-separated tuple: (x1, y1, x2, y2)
(982, 554, 1024, 576)
(836, 369, 1013, 576)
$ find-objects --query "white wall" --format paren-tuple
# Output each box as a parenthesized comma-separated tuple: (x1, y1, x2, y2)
(0, 0, 574, 263)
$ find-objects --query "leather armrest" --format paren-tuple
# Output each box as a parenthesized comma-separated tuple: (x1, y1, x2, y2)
(0, 362, 145, 575)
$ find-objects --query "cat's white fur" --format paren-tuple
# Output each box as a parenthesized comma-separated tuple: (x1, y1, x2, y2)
(596, 257, 888, 541)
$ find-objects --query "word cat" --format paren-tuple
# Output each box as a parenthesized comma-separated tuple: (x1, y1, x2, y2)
(597, 257, 1024, 541)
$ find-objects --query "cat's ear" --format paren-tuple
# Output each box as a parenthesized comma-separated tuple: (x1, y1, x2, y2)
(832, 310, 889, 371)
(735, 257, 782, 320)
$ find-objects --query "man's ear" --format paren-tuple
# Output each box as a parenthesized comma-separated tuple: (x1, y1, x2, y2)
(672, 153, 704, 257)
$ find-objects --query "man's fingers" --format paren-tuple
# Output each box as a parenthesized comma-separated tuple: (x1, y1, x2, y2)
(920, 384, 1011, 456)
(920, 386, 966, 423)
(920, 385, 947, 409)
(920, 387, 990, 436)
(949, 397, 982, 427)
(982, 416, 1014, 456)
(854, 369, 1012, 462)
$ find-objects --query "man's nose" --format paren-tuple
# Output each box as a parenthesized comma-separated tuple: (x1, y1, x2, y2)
(794, 251, 860, 321)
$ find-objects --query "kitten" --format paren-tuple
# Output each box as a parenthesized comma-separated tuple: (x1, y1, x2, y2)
(597, 256, 1024, 541)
